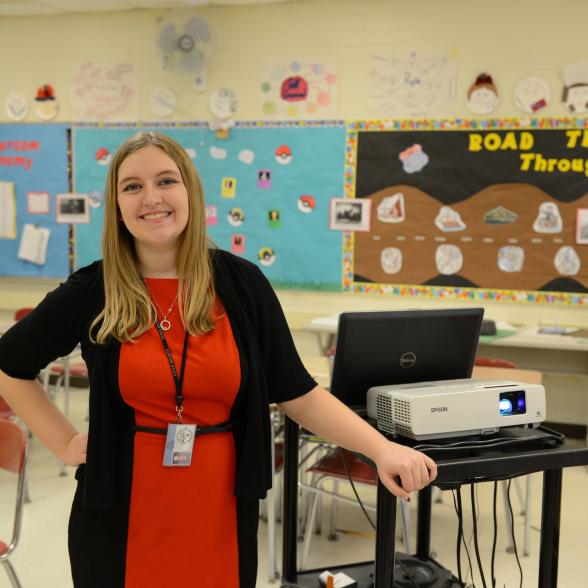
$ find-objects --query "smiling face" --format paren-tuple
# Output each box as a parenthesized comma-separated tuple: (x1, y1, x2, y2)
(117, 145, 189, 256)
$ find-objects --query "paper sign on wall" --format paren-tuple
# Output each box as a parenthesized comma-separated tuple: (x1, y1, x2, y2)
(0, 182, 17, 239)
(18, 224, 50, 265)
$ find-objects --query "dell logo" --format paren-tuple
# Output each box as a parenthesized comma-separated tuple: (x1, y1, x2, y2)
(400, 352, 416, 368)
(431, 407, 448, 413)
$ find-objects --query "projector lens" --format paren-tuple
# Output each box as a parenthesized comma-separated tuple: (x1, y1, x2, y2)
(499, 390, 526, 416)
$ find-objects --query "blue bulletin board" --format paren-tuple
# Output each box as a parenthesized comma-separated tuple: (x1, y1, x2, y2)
(73, 122, 345, 289)
(0, 124, 70, 278)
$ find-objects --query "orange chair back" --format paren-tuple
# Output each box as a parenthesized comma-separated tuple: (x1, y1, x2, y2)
(0, 419, 26, 474)
(14, 308, 33, 321)
(474, 357, 518, 369)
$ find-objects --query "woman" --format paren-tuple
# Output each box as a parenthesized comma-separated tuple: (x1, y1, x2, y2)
(0, 131, 436, 587)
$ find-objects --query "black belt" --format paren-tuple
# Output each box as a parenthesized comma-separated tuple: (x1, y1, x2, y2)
(130, 420, 232, 436)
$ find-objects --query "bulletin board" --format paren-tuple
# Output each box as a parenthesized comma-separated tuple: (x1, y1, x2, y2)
(345, 118, 588, 305)
(73, 122, 345, 289)
(0, 124, 70, 278)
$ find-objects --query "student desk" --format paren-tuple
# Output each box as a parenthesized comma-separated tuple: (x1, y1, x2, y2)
(280, 418, 588, 588)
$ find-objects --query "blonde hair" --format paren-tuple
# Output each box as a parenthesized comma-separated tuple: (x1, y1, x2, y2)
(91, 131, 215, 343)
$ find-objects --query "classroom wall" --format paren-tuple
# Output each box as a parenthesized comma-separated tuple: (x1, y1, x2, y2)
(2, 0, 588, 329)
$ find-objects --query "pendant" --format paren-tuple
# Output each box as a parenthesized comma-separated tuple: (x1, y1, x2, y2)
(160, 319, 171, 331)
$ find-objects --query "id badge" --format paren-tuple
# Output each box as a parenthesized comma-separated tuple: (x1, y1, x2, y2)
(163, 424, 197, 467)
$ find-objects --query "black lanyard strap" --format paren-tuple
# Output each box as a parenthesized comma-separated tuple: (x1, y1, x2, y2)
(129, 421, 232, 436)
(154, 320, 189, 420)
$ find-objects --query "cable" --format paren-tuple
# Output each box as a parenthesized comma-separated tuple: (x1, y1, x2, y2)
(490, 482, 498, 588)
(452, 490, 463, 583)
(340, 449, 376, 530)
(506, 480, 524, 588)
(471, 483, 488, 588)
(395, 557, 421, 588)
(454, 488, 475, 587)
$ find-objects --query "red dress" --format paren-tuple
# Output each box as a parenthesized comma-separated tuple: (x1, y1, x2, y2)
(119, 278, 241, 587)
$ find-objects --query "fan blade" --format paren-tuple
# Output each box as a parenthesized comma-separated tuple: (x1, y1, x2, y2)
(184, 17, 212, 43)
(159, 22, 179, 53)
(180, 49, 205, 73)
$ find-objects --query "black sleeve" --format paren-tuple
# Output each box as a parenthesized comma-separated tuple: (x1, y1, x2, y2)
(0, 262, 101, 380)
(247, 264, 318, 404)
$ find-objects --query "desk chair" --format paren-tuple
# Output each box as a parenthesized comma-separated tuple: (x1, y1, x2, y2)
(473, 362, 543, 557)
(0, 419, 28, 588)
(299, 447, 411, 570)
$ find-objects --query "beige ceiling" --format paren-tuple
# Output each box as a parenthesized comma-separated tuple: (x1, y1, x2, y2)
(0, 0, 298, 15)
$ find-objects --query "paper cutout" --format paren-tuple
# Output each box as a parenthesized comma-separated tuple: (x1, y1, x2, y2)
(150, 87, 177, 117)
(258, 246, 276, 266)
(377, 193, 405, 223)
(275, 145, 292, 165)
(258, 170, 271, 189)
(34, 84, 59, 121)
(484, 206, 517, 224)
(330, 198, 371, 232)
(238, 150, 255, 165)
(205, 205, 218, 226)
(87, 191, 103, 209)
(209, 87, 237, 119)
(268, 209, 281, 228)
(95, 147, 111, 166)
(185, 148, 196, 159)
(369, 51, 456, 117)
(563, 62, 588, 114)
(554, 246, 580, 275)
(575, 209, 588, 244)
(514, 77, 550, 113)
(5, 93, 28, 121)
(435, 206, 466, 232)
(17, 224, 50, 265)
(0, 182, 16, 239)
(399, 145, 429, 174)
(210, 147, 227, 160)
(231, 234, 245, 254)
(297, 195, 316, 213)
(221, 177, 236, 198)
(498, 246, 525, 272)
(227, 207, 245, 227)
(26, 191, 50, 214)
(71, 61, 139, 121)
(466, 73, 499, 115)
(56, 193, 90, 224)
(261, 60, 337, 118)
(533, 202, 563, 233)
(380, 247, 403, 274)
(435, 244, 463, 275)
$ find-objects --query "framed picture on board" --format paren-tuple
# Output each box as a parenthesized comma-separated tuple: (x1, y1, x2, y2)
(56, 193, 90, 224)
(26, 192, 50, 214)
(330, 198, 371, 232)
(576, 208, 588, 244)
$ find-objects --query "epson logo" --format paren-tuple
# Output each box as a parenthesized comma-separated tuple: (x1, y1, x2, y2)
(399, 352, 416, 368)
(431, 406, 448, 413)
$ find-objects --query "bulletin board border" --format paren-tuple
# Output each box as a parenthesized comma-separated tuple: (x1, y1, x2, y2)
(342, 117, 588, 307)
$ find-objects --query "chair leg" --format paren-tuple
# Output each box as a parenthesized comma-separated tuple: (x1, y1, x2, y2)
(2, 560, 23, 588)
(301, 491, 320, 570)
(328, 479, 339, 540)
(513, 477, 525, 515)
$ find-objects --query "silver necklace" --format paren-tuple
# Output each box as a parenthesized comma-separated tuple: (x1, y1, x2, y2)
(146, 284, 178, 331)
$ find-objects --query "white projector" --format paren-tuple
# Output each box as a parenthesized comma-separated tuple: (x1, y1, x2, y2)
(367, 378, 546, 440)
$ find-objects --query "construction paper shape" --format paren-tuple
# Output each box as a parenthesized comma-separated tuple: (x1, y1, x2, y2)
(206, 204, 218, 226)
(377, 192, 405, 223)
(231, 234, 245, 254)
(514, 77, 550, 113)
(258, 246, 276, 266)
(221, 177, 237, 198)
(268, 209, 281, 228)
(297, 195, 316, 213)
(575, 209, 588, 244)
(435, 244, 463, 275)
(258, 170, 272, 189)
(466, 73, 499, 115)
(185, 148, 196, 159)
(210, 147, 227, 160)
(34, 84, 59, 121)
(399, 144, 429, 173)
(498, 246, 525, 272)
(435, 206, 466, 232)
(380, 247, 403, 274)
(87, 191, 103, 209)
(5, 93, 28, 121)
(95, 147, 111, 166)
(238, 150, 255, 164)
(27, 192, 50, 214)
(484, 206, 517, 224)
(533, 202, 563, 233)
(275, 145, 293, 165)
(554, 246, 580, 275)
(227, 207, 245, 227)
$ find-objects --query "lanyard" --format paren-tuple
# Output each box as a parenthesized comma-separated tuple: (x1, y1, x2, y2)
(154, 320, 189, 423)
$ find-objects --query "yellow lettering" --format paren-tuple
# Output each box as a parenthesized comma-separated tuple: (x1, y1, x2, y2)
(557, 159, 571, 172)
(583, 131, 588, 148)
(500, 132, 518, 150)
(520, 153, 535, 171)
(469, 134, 483, 152)
(572, 159, 584, 172)
(534, 153, 547, 172)
(547, 159, 558, 172)
(520, 132, 534, 150)
(484, 133, 501, 151)
(566, 130, 582, 148)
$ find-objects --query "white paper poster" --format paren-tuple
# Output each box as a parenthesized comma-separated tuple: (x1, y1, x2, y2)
(0, 181, 17, 239)
(261, 59, 337, 118)
(369, 51, 456, 117)
(71, 61, 139, 121)
(17, 224, 50, 265)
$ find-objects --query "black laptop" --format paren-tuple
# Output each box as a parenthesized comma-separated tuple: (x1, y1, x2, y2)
(329, 308, 484, 413)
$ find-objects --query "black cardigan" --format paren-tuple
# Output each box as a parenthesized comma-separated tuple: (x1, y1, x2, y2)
(0, 249, 317, 511)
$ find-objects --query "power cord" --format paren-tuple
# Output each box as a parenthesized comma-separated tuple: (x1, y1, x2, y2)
(471, 483, 488, 588)
(506, 480, 524, 588)
(340, 449, 376, 531)
(490, 482, 498, 588)
(453, 488, 475, 587)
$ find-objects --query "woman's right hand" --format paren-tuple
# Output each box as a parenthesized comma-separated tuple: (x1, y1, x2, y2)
(62, 432, 88, 466)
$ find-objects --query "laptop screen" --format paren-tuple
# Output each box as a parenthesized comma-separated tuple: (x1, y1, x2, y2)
(329, 308, 484, 412)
